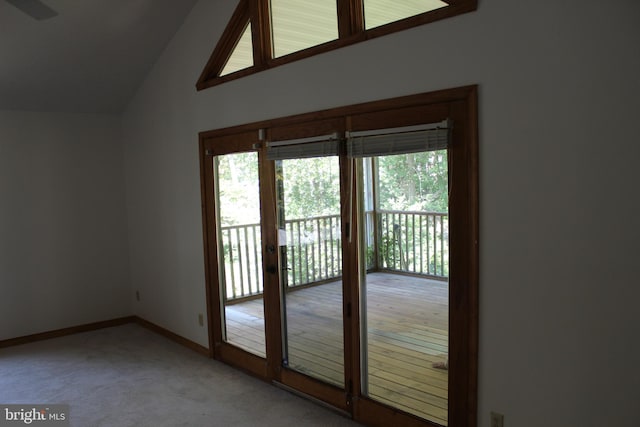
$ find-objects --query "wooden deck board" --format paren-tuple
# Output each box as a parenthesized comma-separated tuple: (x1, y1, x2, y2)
(224, 272, 449, 425)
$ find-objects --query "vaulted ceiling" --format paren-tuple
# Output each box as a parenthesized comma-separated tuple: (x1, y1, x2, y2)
(0, 0, 198, 113)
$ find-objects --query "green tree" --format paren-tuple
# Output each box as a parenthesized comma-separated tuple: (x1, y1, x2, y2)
(280, 156, 340, 219)
(377, 150, 448, 212)
(217, 152, 261, 225)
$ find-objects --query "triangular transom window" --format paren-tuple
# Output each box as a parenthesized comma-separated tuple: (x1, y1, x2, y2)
(221, 22, 254, 76)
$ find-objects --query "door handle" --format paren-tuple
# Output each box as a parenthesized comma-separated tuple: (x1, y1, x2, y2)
(266, 265, 278, 274)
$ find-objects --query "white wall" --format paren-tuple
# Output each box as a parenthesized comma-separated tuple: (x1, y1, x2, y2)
(123, 0, 640, 426)
(0, 111, 131, 340)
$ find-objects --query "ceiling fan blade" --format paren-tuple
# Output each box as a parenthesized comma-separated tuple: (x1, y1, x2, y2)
(5, 0, 58, 20)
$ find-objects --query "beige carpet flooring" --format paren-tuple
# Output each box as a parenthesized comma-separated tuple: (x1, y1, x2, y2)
(0, 324, 359, 427)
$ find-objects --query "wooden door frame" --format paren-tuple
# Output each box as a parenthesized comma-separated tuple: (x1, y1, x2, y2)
(199, 85, 478, 426)
(199, 130, 271, 378)
(265, 119, 351, 411)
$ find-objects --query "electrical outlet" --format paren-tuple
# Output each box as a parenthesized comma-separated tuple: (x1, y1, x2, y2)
(135, 290, 140, 302)
(198, 313, 204, 326)
(491, 412, 504, 427)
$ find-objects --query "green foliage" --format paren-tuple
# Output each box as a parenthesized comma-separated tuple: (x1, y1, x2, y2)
(216, 152, 261, 226)
(365, 245, 376, 270)
(377, 213, 449, 277)
(217, 150, 447, 228)
(379, 233, 400, 269)
(377, 150, 448, 212)
(280, 157, 340, 219)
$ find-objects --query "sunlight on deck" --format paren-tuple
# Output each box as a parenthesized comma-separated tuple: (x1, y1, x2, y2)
(225, 272, 448, 425)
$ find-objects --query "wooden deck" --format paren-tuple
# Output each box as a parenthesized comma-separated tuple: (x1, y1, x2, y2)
(225, 272, 449, 425)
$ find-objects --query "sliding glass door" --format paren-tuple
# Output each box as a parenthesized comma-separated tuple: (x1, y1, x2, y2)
(200, 131, 276, 379)
(214, 151, 266, 357)
(358, 150, 450, 425)
(277, 155, 344, 387)
(200, 87, 478, 427)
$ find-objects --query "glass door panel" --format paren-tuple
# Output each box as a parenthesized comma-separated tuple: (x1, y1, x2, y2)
(360, 151, 450, 425)
(215, 151, 266, 358)
(277, 156, 344, 387)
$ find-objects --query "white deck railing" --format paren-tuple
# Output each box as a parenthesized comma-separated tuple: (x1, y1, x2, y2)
(221, 210, 448, 301)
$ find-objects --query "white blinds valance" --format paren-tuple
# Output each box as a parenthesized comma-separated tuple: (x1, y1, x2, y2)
(347, 119, 451, 158)
(266, 133, 340, 160)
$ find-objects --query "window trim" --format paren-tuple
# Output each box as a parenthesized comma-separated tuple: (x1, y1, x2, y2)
(196, 0, 477, 90)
